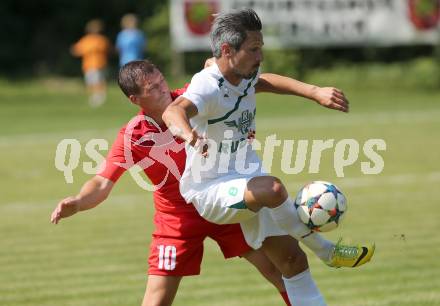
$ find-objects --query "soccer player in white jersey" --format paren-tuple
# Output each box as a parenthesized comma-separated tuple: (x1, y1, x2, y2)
(163, 8, 375, 306)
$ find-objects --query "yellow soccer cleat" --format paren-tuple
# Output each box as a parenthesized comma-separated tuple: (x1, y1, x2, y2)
(326, 239, 375, 268)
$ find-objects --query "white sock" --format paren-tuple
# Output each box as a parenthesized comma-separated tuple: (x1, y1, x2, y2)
(302, 232, 334, 262)
(283, 269, 327, 306)
(269, 197, 334, 261)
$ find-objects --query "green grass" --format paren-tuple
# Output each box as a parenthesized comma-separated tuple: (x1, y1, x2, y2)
(1, 77, 439, 306)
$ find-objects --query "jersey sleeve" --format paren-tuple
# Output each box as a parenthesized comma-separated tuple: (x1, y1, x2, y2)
(98, 130, 128, 183)
(170, 83, 189, 100)
(181, 72, 218, 117)
(71, 38, 86, 57)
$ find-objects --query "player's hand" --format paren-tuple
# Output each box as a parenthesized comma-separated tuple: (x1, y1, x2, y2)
(195, 138, 209, 158)
(184, 129, 209, 157)
(312, 87, 349, 113)
(51, 196, 80, 224)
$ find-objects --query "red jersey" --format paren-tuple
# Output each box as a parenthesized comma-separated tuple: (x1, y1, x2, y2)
(98, 86, 251, 276)
(99, 86, 196, 214)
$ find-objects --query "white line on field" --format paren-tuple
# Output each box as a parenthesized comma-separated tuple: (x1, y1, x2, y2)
(0, 128, 118, 146)
(2, 171, 440, 209)
(0, 192, 149, 211)
(286, 171, 440, 189)
(1, 108, 439, 146)
(258, 108, 440, 130)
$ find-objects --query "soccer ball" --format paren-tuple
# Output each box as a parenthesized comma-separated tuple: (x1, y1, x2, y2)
(294, 181, 347, 232)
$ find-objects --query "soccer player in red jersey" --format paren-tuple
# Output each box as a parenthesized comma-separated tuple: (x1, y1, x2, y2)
(51, 60, 295, 306)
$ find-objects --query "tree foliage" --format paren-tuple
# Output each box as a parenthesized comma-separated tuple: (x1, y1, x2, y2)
(0, 0, 438, 83)
(0, 0, 164, 77)
(143, 4, 171, 75)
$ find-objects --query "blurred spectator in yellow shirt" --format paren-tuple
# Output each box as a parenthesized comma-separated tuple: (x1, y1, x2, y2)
(71, 19, 110, 107)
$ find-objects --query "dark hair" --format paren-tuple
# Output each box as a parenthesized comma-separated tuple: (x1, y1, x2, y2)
(210, 8, 262, 58)
(118, 60, 156, 97)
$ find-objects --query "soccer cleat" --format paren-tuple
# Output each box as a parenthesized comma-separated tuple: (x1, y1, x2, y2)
(326, 239, 375, 268)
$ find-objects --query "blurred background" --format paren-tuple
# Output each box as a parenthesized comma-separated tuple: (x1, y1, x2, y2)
(1, 1, 439, 306)
(2, 0, 440, 81)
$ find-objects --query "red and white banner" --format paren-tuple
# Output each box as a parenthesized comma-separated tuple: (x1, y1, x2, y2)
(170, 0, 440, 51)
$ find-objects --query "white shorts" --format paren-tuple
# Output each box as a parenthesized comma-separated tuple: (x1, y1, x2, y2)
(188, 175, 287, 249)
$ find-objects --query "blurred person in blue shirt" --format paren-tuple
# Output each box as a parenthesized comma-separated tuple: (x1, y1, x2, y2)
(116, 14, 146, 67)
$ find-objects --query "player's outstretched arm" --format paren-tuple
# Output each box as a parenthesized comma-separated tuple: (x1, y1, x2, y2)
(51, 176, 114, 224)
(162, 96, 199, 145)
(256, 73, 349, 113)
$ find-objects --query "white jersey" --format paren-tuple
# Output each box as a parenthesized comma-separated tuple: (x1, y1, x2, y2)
(179, 64, 287, 248)
(180, 63, 264, 201)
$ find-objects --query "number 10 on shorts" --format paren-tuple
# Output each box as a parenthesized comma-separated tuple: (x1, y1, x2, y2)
(157, 245, 177, 270)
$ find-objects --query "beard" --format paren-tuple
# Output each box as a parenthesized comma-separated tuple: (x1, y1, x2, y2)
(243, 69, 258, 79)
(235, 65, 260, 80)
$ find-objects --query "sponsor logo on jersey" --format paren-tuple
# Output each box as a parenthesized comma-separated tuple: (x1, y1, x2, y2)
(224, 109, 256, 135)
(228, 186, 238, 196)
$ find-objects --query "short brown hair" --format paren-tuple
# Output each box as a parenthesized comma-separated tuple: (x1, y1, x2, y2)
(118, 60, 156, 97)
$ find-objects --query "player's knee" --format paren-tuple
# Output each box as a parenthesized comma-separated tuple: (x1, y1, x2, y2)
(265, 177, 288, 206)
(247, 176, 288, 208)
(280, 249, 309, 278)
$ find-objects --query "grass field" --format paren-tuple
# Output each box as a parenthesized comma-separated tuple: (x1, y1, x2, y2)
(1, 76, 439, 306)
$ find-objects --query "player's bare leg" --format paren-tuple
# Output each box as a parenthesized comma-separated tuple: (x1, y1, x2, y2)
(244, 176, 375, 267)
(242, 248, 286, 291)
(244, 176, 335, 262)
(142, 275, 182, 306)
(261, 235, 308, 278)
(88, 81, 106, 107)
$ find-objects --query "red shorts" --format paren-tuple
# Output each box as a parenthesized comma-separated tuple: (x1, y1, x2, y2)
(148, 211, 251, 276)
